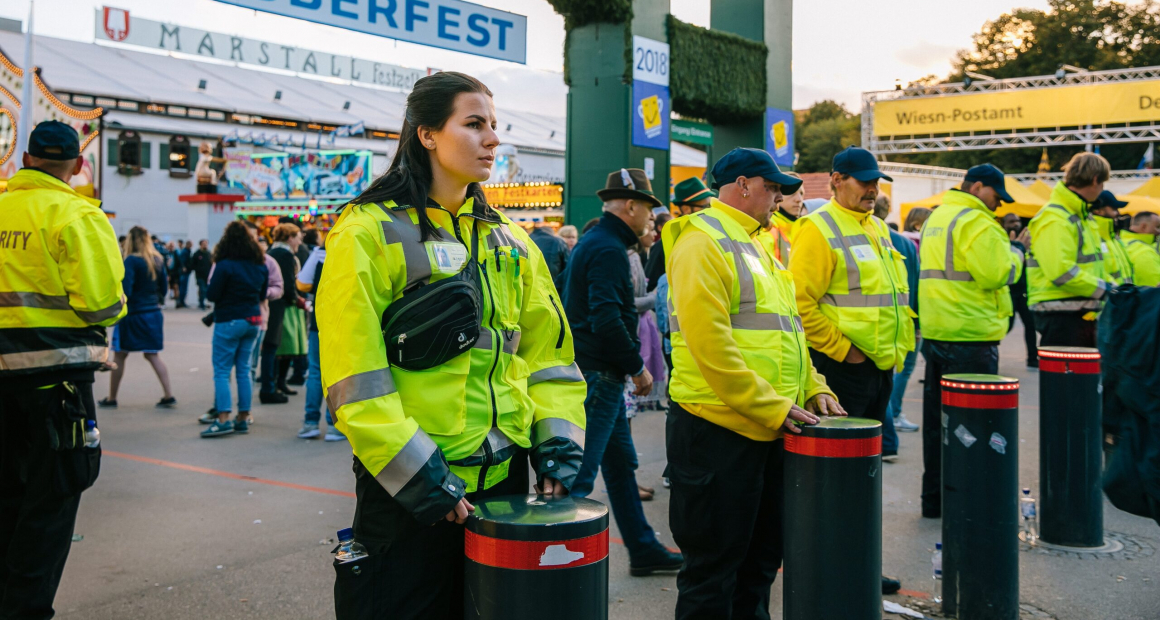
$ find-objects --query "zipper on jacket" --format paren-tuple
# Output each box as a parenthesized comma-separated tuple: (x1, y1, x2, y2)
(549, 295, 565, 349)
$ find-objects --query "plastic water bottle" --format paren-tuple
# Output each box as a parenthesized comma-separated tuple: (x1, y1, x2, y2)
(83, 420, 100, 448)
(335, 527, 368, 563)
(931, 543, 943, 604)
(1020, 488, 1038, 543)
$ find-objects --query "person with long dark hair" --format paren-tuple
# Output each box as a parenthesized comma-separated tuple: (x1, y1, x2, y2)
(317, 72, 586, 618)
(200, 221, 268, 438)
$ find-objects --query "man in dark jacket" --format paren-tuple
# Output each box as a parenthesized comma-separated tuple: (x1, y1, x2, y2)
(528, 223, 569, 284)
(191, 239, 213, 310)
(560, 168, 683, 576)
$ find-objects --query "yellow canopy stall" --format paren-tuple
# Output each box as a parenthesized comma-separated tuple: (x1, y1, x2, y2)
(1129, 177, 1160, 199)
(900, 178, 1044, 224)
(1027, 179, 1053, 200)
(1119, 194, 1160, 216)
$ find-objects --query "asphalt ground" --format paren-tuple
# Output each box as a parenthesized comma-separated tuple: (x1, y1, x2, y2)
(50, 308, 1160, 619)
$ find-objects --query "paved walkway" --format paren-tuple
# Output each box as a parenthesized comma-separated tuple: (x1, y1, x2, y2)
(53, 309, 1160, 619)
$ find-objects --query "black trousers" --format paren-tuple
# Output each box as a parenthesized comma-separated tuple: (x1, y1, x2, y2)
(667, 404, 784, 620)
(1009, 299, 1038, 363)
(920, 341, 999, 515)
(1033, 310, 1097, 348)
(0, 381, 100, 620)
(334, 452, 530, 620)
(808, 350, 893, 423)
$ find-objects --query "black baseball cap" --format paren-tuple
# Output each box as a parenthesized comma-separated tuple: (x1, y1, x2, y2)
(964, 163, 1014, 204)
(832, 146, 894, 183)
(28, 121, 80, 161)
(710, 148, 803, 194)
(1095, 190, 1128, 211)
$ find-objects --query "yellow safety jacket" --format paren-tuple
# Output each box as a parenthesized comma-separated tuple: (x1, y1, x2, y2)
(316, 198, 586, 525)
(917, 189, 1023, 342)
(1122, 231, 1160, 287)
(1094, 216, 1134, 285)
(1027, 183, 1108, 310)
(797, 201, 915, 371)
(0, 169, 126, 382)
(769, 209, 797, 263)
(663, 201, 831, 441)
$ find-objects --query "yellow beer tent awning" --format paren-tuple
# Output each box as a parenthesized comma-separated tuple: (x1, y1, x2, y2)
(1028, 179, 1053, 200)
(1119, 194, 1160, 216)
(1129, 177, 1160, 199)
(900, 178, 1043, 223)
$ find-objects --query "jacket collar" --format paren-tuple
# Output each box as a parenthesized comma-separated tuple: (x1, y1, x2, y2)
(1122, 230, 1156, 245)
(387, 197, 504, 224)
(1093, 215, 1118, 240)
(709, 198, 761, 237)
(826, 199, 873, 223)
(1048, 182, 1090, 217)
(942, 188, 994, 215)
(6, 168, 102, 209)
(599, 211, 642, 248)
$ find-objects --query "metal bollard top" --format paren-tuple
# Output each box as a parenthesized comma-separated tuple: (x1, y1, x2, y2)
(785, 417, 881, 458)
(941, 374, 1019, 410)
(467, 494, 608, 541)
(1037, 347, 1101, 375)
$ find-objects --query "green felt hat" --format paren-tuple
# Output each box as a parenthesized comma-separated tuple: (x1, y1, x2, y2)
(673, 177, 717, 205)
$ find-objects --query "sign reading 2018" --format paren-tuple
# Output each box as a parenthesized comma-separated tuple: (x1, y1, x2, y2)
(212, 0, 527, 63)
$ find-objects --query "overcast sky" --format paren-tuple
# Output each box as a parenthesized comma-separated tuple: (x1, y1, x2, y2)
(1, 0, 1051, 116)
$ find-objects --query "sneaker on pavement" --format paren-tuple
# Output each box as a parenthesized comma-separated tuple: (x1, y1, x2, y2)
(201, 420, 235, 438)
(234, 417, 250, 434)
(98, 398, 117, 409)
(157, 397, 177, 409)
(287, 376, 306, 386)
(199, 412, 219, 425)
(325, 429, 348, 442)
(894, 415, 919, 432)
(882, 450, 899, 463)
(298, 423, 321, 439)
(259, 391, 289, 404)
(629, 548, 684, 577)
(882, 575, 901, 595)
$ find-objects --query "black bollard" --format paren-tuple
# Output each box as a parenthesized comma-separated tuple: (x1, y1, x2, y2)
(1038, 346, 1104, 547)
(784, 417, 882, 620)
(941, 373, 1019, 620)
(464, 494, 608, 620)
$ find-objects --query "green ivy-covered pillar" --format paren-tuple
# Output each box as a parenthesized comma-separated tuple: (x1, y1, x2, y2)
(710, 0, 793, 170)
(553, 0, 672, 227)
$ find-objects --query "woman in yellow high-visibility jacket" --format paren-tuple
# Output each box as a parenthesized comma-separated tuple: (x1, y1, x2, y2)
(317, 72, 587, 618)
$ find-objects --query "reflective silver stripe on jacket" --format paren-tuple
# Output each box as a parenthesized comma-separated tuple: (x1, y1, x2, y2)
(0, 344, 107, 371)
(1031, 299, 1102, 311)
(532, 417, 585, 449)
(918, 209, 975, 282)
(473, 328, 521, 355)
(1008, 247, 1024, 285)
(326, 368, 397, 412)
(375, 430, 439, 495)
(821, 292, 903, 308)
(0, 291, 72, 310)
(1052, 266, 1081, 287)
(731, 313, 803, 332)
(380, 213, 458, 291)
(817, 211, 862, 293)
(527, 362, 584, 386)
(700, 216, 760, 312)
(1038, 203, 1103, 266)
(487, 224, 529, 255)
(74, 298, 126, 323)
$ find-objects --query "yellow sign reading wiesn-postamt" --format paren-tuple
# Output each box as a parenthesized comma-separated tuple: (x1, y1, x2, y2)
(874, 80, 1160, 137)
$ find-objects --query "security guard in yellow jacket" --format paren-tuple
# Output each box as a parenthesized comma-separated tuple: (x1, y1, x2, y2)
(1124, 212, 1160, 287)
(916, 164, 1024, 518)
(0, 121, 126, 619)
(1091, 190, 1134, 285)
(665, 148, 841, 619)
(790, 146, 915, 421)
(318, 72, 585, 619)
(1027, 152, 1111, 348)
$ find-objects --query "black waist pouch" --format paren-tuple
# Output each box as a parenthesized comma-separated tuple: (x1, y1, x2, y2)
(382, 225, 483, 371)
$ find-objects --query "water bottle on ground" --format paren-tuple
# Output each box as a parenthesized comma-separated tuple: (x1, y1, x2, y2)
(931, 542, 942, 604)
(335, 528, 368, 563)
(83, 420, 100, 448)
(1020, 488, 1038, 543)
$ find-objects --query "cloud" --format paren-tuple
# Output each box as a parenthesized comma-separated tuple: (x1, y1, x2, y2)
(894, 41, 962, 72)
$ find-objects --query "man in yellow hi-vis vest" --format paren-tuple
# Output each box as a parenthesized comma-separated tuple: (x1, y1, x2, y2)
(1124, 212, 1160, 287)
(916, 163, 1025, 519)
(665, 148, 842, 619)
(1027, 152, 1111, 347)
(0, 121, 126, 619)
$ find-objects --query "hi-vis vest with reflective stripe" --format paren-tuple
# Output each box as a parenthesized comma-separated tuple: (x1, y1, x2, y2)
(769, 210, 795, 263)
(802, 201, 915, 371)
(666, 207, 811, 408)
(0, 169, 126, 378)
(1094, 216, 1134, 285)
(317, 199, 585, 522)
(1027, 184, 1107, 310)
(917, 190, 1018, 342)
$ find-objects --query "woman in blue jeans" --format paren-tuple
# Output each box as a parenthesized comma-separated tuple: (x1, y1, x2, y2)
(202, 221, 269, 438)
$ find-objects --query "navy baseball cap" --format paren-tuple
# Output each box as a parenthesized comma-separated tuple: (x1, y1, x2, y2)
(1095, 190, 1128, 211)
(710, 148, 803, 194)
(28, 121, 80, 161)
(964, 163, 1014, 204)
(832, 146, 893, 183)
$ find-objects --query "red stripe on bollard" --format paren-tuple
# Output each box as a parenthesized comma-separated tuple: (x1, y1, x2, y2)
(784, 434, 881, 458)
(1038, 359, 1101, 375)
(941, 390, 1019, 409)
(465, 529, 608, 570)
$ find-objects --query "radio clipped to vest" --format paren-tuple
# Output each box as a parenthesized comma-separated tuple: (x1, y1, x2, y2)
(381, 219, 483, 371)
